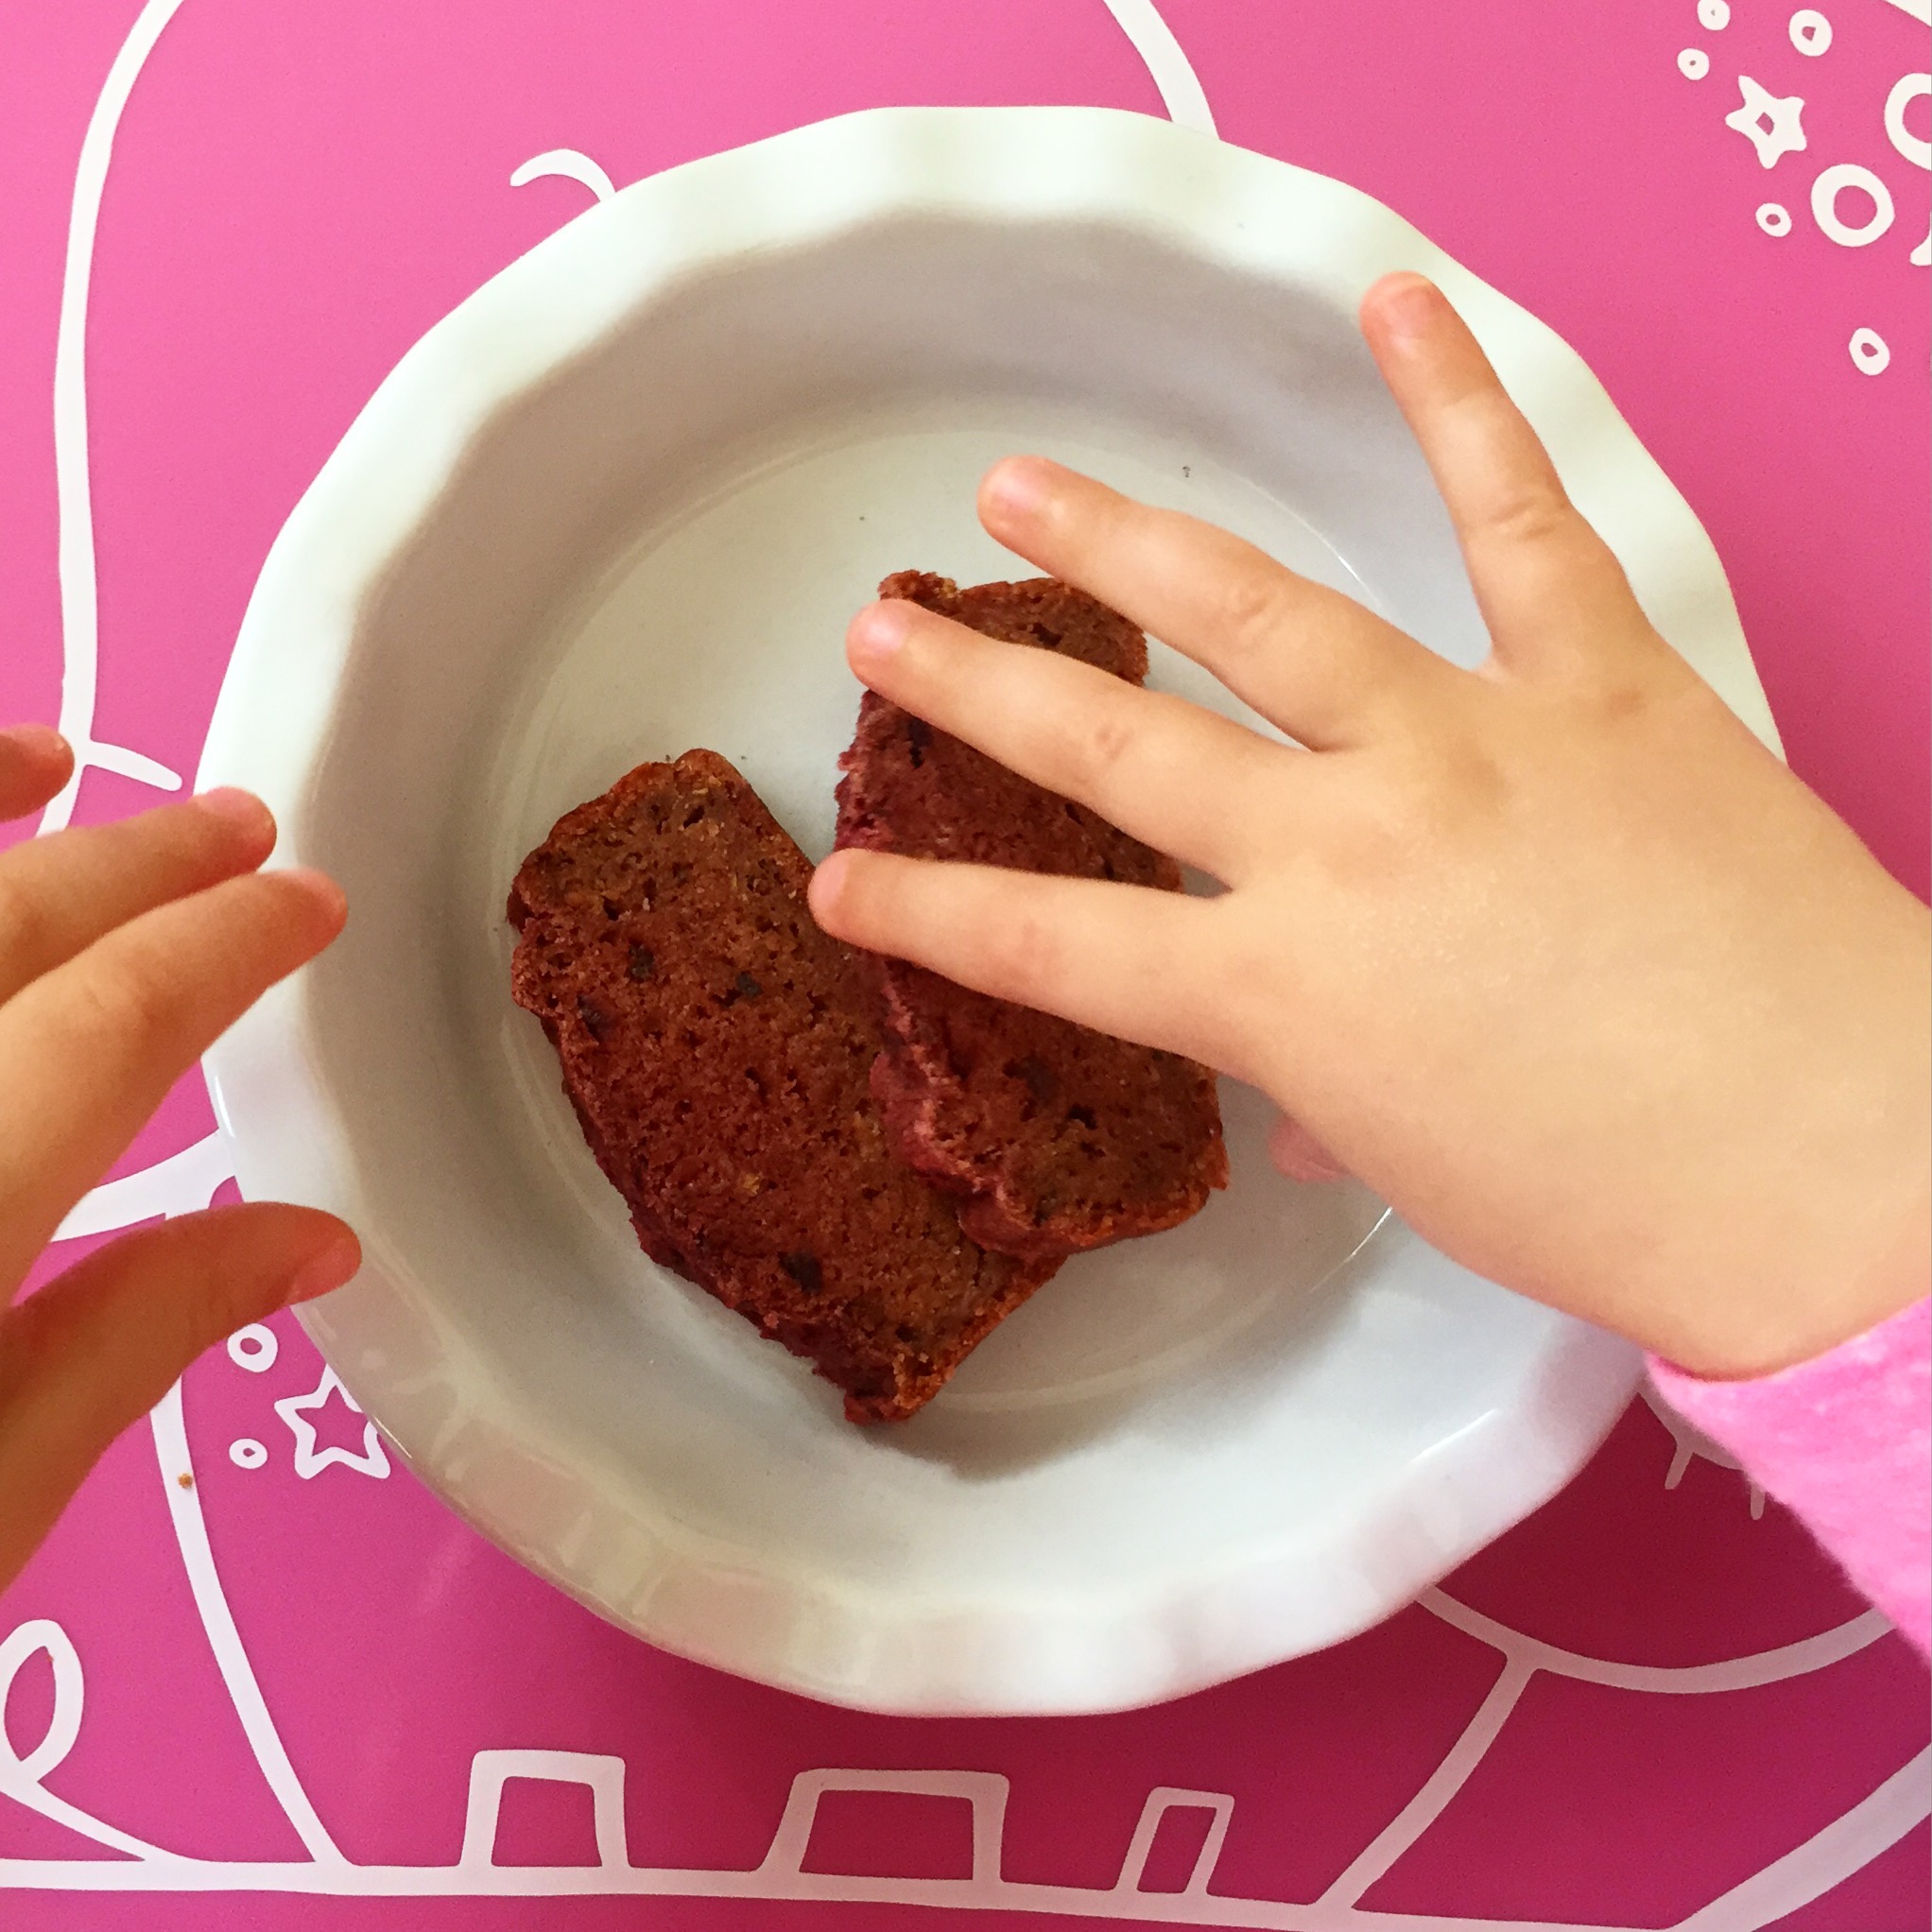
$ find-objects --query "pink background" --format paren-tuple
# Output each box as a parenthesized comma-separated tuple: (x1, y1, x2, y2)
(1, 1, 1927, 1925)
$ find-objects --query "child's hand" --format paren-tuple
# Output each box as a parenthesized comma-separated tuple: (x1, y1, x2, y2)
(811, 273, 1930, 1381)
(0, 728, 354, 1588)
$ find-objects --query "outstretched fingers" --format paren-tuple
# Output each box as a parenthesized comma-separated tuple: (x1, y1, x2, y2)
(0, 790, 279, 1005)
(1359, 273, 1654, 675)
(0, 868, 347, 1288)
(848, 599, 1289, 884)
(975, 459, 1458, 749)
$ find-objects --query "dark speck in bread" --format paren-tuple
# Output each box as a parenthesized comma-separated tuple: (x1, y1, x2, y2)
(509, 749, 1059, 1421)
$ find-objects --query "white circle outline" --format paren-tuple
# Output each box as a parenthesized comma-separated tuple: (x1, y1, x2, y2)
(1849, 327, 1890, 373)
(1811, 162, 1896, 246)
(1679, 46, 1711, 79)
(1756, 201, 1793, 235)
(1789, 8, 1833, 55)
(228, 1437, 269, 1470)
(1698, 0, 1731, 26)
(227, 1322, 279, 1371)
(1885, 72, 1931, 171)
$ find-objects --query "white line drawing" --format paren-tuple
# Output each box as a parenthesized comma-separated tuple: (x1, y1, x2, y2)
(53, 1128, 234, 1241)
(1680, 48, 1712, 80)
(274, 1367, 392, 1480)
(1811, 160, 1896, 244)
(1675, 1750, 1932, 1929)
(509, 148, 616, 203)
(0, 1618, 175, 1861)
(1755, 200, 1793, 234)
(5, 1733, 1925, 1920)
(1644, 1381, 1767, 1518)
(10, 0, 1924, 1918)
(1849, 325, 1892, 371)
(759, 1768, 1007, 1885)
(1112, 1788, 1233, 1900)
(229, 1438, 267, 1470)
(42, 0, 191, 837)
(1420, 1589, 1892, 1693)
(0, 1622, 84, 1786)
(1884, 71, 1931, 167)
(1319, 1657, 1534, 1906)
(1726, 77, 1810, 167)
(1100, 0, 1216, 135)
(148, 1381, 350, 1865)
(1699, 0, 1733, 28)
(460, 1751, 630, 1871)
(227, 1322, 279, 1372)
(1789, 9, 1835, 56)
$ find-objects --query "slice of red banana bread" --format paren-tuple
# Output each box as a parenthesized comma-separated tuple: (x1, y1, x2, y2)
(834, 572, 1227, 1259)
(509, 749, 1059, 1422)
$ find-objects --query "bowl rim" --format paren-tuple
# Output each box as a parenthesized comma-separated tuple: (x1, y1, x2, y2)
(194, 102, 1767, 1715)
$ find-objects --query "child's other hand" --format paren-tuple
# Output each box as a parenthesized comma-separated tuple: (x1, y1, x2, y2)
(811, 273, 1930, 1381)
(0, 729, 355, 1589)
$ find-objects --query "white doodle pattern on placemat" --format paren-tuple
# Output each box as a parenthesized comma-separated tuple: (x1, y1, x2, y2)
(1679, 0, 1929, 380)
(10, 0, 1927, 1919)
(39, 0, 191, 836)
(274, 1369, 392, 1481)
(509, 147, 616, 203)
(1726, 74, 1810, 166)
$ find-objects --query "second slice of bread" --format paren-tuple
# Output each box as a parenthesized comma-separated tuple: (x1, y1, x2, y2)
(835, 573, 1227, 1258)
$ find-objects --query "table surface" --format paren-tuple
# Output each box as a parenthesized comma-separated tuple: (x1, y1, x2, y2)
(1, 3, 1927, 1927)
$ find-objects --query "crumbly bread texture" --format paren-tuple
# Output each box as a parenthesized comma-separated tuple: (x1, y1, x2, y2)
(835, 573, 1228, 1258)
(508, 749, 1058, 1422)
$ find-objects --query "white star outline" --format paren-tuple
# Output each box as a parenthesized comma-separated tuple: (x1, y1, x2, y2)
(272, 1368, 391, 1481)
(1726, 73, 1809, 167)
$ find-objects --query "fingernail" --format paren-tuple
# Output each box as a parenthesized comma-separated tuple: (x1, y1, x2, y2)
(1, 722, 70, 762)
(285, 1233, 361, 1304)
(807, 850, 850, 916)
(981, 456, 1055, 523)
(849, 601, 913, 666)
(195, 786, 274, 839)
(280, 866, 349, 927)
(1375, 272, 1444, 342)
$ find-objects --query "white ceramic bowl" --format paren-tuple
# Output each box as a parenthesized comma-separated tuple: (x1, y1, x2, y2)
(200, 107, 1770, 1716)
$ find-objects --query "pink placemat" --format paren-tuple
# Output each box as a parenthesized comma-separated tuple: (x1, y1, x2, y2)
(2, 3, 1927, 1925)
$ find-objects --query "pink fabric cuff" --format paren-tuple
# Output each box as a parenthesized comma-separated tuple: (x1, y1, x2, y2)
(1647, 1297, 1930, 1655)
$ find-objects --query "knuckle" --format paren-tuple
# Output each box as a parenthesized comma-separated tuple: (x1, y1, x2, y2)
(1580, 673, 1655, 730)
(0, 871, 42, 969)
(1482, 487, 1574, 552)
(75, 943, 180, 1059)
(1209, 571, 1287, 665)
(1067, 702, 1140, 793)
(988, 902, 1065, 1001)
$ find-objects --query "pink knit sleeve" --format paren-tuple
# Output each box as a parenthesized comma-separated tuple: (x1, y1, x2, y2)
(1647, 1297, 1930, 1654)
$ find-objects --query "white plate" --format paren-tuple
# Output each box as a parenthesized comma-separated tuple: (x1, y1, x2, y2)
(199, 107, 1770, 1716)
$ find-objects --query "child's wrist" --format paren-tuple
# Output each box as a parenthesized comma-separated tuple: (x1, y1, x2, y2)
(1659, 1174, 1930, 1382)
